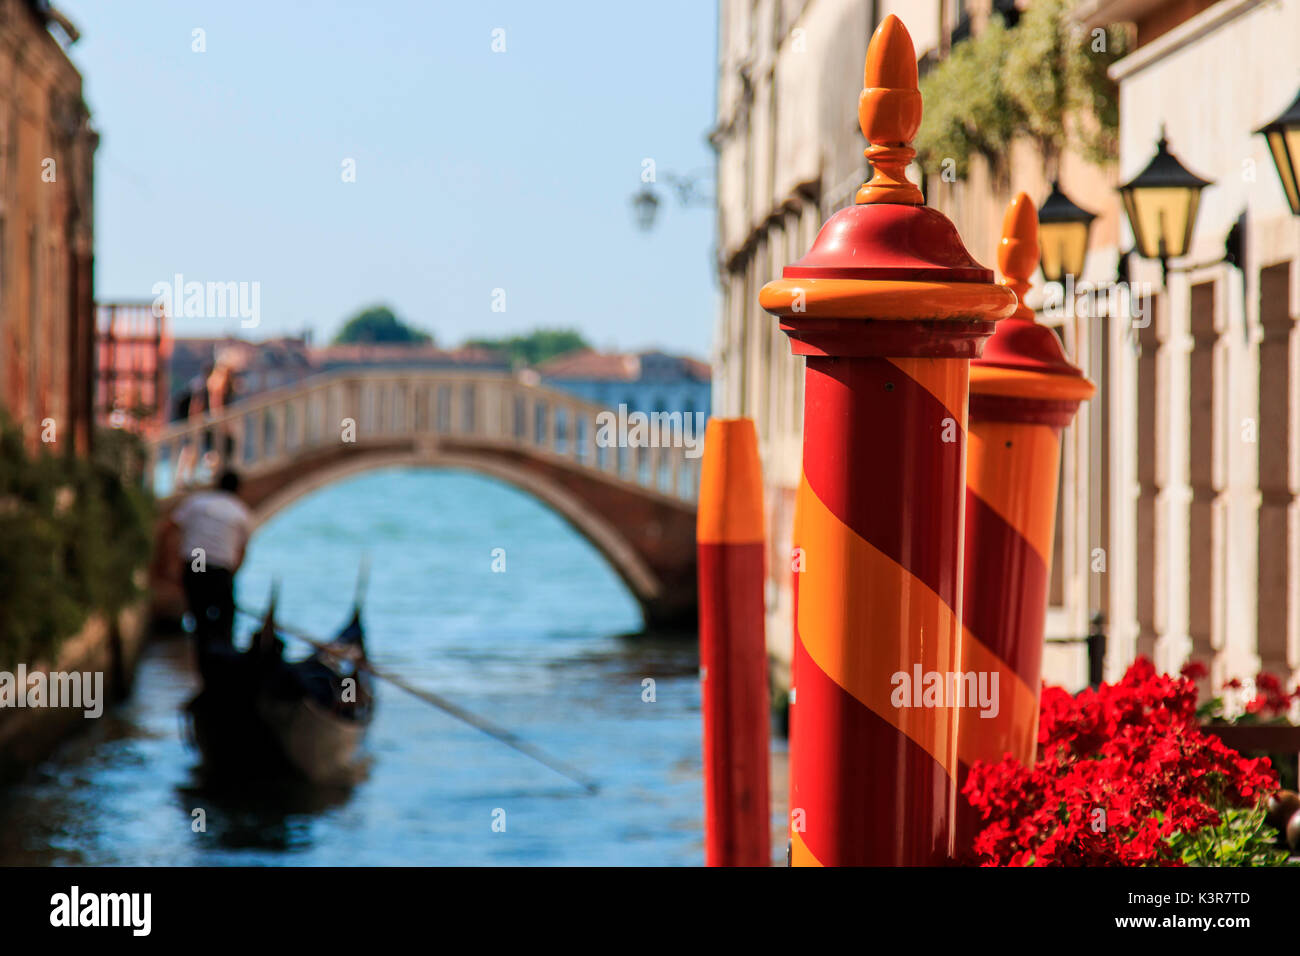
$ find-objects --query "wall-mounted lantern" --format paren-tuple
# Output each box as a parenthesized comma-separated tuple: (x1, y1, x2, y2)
(1256, 86, 1300, 216)
(1118, 130, 1213, 284)
(1037, 180, 1096, 283)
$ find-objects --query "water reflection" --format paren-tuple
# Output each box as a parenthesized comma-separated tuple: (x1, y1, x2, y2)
(175, 776, 358, 853)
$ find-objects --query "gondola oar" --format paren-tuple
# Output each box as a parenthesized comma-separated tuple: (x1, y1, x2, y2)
(234, 604, 599, 794)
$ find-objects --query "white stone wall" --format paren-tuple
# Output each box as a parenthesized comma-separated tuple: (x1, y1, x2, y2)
(1107, 0, 1300, 688)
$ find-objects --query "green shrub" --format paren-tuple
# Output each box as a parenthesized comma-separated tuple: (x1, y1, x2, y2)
(916, 0, 1128, 181)
(0, 415, 154, 669)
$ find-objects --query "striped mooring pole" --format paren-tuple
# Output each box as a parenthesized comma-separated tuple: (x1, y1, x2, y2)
(758, 15, 1017, 865)
(954, 194, 1094, 852)
(696, 417, 770, 867)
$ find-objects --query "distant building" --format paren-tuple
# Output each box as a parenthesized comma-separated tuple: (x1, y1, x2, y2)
(169, 336, 315, 414)
(311, 343, 510, 375)
(96, 303, 168, 436)
(535, 349, 711, 418)
(0, 1, 97, 452)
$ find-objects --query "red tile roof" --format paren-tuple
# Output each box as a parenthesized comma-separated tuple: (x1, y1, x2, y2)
(535, 349, 641, 381)
(535, 348, 711, 382)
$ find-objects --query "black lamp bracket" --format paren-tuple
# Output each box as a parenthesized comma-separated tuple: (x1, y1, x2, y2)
(1115, 211, 1246, 288)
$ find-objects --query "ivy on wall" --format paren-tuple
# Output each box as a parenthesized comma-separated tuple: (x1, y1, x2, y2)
(0, 419, 154, 669)
(915, 0, 1128, 181)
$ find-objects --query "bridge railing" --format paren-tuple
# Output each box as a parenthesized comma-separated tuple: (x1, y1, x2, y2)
(148, 368, 701, 505)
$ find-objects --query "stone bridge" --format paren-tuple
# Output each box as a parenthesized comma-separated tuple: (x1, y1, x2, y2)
(146, 369, 701, 628)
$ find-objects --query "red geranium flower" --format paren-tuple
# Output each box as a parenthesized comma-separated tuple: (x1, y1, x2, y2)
(963, 657, 1279, 866)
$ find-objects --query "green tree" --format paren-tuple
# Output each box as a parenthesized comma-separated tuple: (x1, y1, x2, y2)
(915, 0, 1127, 182)
(333, 305, 433, 345)
(465, 328, 591, 367)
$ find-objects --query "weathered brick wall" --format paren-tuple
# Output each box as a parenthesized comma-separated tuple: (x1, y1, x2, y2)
(0, 0, 97, 451)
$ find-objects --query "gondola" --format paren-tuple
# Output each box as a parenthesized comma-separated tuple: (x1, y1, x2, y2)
(185, 590, 375, 784)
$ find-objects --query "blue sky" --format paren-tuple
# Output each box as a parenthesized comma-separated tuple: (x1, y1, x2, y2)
(61, 1, 719, 357)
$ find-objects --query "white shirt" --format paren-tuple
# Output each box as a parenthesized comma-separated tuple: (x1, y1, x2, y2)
(174, 490, 253, 571)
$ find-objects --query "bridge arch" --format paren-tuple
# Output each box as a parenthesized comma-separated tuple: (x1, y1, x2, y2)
(249, 446, 664, 612)
(147, 370, 700, 629)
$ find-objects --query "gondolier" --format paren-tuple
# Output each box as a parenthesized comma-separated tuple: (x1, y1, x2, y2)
(168, 469, 253, 651)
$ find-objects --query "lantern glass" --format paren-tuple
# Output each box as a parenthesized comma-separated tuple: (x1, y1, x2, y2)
(1263, 125, 1300, 215)
(1038, 220, 1089, 284)
(1121, 183, 1201, 261)
(1036, 180, 1095, 283)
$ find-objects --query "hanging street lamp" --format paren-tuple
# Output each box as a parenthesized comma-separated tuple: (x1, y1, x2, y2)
(630, 170, 712, 232)
(1256, 85, 1300, 216)
(630, 186, 661, 231)
(1036, 180, 1096, 284)
(1117, 129, 1214, 284)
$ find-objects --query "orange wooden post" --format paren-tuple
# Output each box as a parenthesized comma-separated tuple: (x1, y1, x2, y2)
(759, 15, 1016, 866)
(697, 417, 770, 866)
(954, 194, 1095, 853)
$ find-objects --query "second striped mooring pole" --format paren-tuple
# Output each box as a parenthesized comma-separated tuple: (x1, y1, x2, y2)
(954, 193, 1094, 852)
(758, 15, 1017, 865)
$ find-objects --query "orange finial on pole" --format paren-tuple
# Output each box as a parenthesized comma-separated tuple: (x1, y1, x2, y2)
(997, 192, 1039, 320)
(856, 15, 924, 206)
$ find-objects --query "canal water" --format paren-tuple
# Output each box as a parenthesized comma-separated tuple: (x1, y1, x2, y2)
(0, 468, 787, 865)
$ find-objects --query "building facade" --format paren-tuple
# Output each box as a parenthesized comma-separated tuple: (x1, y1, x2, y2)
(0, 0, 96, 452)
(1081, 0, 1300, 689)
(536, 349, 712, 419)
(712, 0, 1300, 693)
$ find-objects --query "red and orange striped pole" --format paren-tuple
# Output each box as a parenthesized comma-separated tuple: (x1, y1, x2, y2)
(954, 194, 1095, 852)
(697, 417, 770, 866)
(759, 15, 1016, 866)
